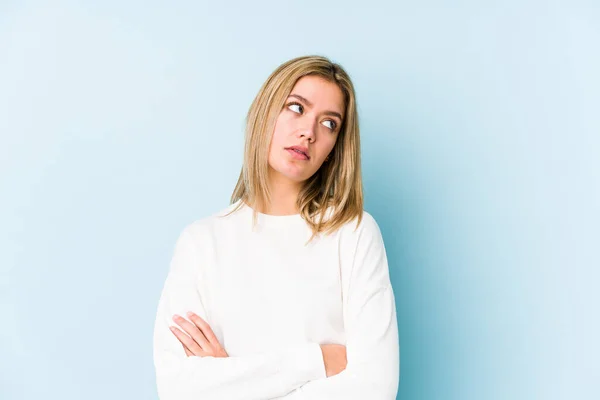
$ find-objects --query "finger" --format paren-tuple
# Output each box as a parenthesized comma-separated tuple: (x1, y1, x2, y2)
(179, 338, 193, 356)
(170, 325, 204, 355)
(187, 312, 221, 347)
(177, 333, 195, 357)
(175, 335, 193, 357)
(171, 326, 202, 356)
(173, 315, 210, 350)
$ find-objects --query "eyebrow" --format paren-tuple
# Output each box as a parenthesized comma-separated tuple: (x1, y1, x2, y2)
(288, 94, 343, 121)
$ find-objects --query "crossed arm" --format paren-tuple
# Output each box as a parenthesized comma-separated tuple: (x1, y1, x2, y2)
(152, 216, 399, 400)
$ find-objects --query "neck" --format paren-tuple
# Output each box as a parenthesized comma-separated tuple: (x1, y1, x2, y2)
(256, 168, 302, 216)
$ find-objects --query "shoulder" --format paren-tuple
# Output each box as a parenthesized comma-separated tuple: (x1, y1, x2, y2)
(358, 210, 381, 232)
(333, 210, 386, 255)
(178, 202, 243, 242)
(338, 210, 391, 285)
(340, 210, 383, 239)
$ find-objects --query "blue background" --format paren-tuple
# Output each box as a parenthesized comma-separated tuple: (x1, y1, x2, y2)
(1, 1, 598, 399)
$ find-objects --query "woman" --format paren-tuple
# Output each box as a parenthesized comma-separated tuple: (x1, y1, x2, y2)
(152, 55, 399, 399)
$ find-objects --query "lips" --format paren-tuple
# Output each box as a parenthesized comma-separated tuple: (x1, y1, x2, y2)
(285, 146, 310, 160)
(286, 148, 309, 160)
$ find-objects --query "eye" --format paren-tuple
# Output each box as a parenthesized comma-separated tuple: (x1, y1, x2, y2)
(287, 102, 303, 114)
(322, 120, 337, 131)
(287, 101, 338, 131)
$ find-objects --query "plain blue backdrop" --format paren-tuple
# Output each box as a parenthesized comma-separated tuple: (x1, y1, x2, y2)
(1, 1, 598, 399)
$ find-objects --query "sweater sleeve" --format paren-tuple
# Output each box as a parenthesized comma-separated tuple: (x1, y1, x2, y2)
(274, 213, 400, 399)
(153, 226, 327, 400)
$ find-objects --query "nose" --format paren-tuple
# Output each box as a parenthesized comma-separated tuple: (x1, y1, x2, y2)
(298, 118, 317, 143)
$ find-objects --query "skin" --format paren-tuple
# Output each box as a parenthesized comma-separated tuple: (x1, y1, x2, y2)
(263, 74, 345, 215)
(170, 75, 348, 377)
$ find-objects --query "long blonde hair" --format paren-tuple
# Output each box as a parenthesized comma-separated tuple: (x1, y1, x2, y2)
(226, 55, 364, 243)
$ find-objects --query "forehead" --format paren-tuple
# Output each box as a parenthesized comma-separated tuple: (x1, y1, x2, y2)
(290, 75, 345, 116)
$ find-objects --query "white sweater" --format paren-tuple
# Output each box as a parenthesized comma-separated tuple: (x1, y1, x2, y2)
(152, 200, 399, 399)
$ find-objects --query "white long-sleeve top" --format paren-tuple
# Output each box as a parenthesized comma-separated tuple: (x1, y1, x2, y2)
(152, 200, 400, 399)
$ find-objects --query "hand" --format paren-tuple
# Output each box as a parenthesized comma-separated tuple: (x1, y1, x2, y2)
(319, 344, 347, 377)
(170, 311, 228, 358)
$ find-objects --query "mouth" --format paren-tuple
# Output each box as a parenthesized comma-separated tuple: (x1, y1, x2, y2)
(285, 147, 310, 160)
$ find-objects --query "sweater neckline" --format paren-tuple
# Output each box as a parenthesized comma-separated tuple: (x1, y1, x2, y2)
(238, 200, 302, 220)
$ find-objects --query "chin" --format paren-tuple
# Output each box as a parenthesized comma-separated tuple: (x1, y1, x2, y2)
(270, 163, 312, 183)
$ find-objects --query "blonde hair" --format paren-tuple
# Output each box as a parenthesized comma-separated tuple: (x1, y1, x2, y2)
(225, 55, 364, 243)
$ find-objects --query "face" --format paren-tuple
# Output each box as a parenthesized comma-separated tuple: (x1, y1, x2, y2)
(267, 75, 345, 185)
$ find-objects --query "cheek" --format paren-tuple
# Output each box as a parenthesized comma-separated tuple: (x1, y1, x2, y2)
(270, 126, 283, 145)
(269, 115, 294, 150)
(270, 115, 287, 142)
(321, 137, 338, 157)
